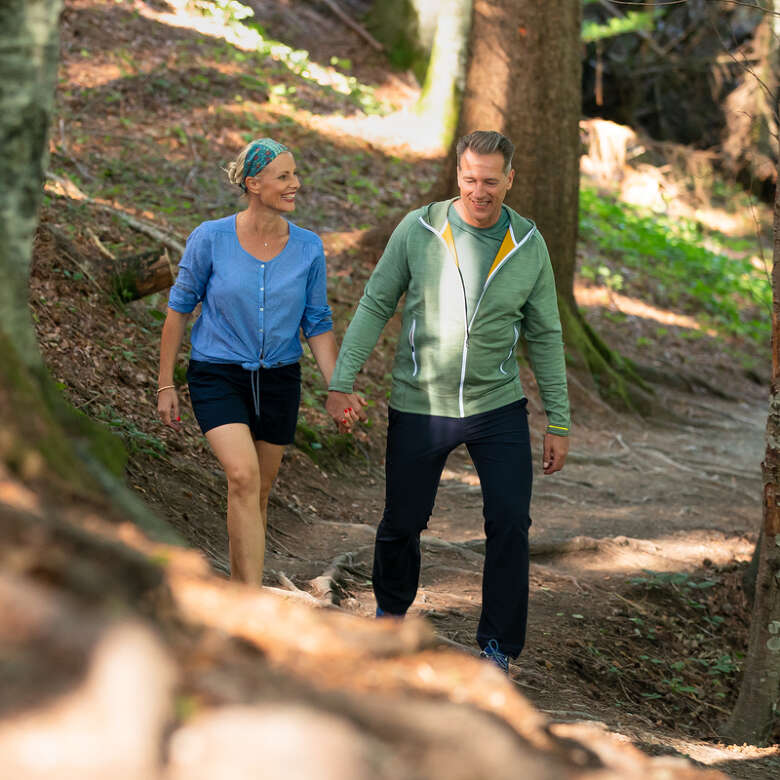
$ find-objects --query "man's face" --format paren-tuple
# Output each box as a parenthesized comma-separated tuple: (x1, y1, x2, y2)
(456, 148, 514, 228)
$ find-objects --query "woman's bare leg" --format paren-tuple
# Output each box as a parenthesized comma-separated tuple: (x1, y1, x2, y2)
(254, 439, 286, 550)
(205, 423, 265, 585)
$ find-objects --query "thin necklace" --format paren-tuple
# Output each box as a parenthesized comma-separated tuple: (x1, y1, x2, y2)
(243, 213, 279, 247)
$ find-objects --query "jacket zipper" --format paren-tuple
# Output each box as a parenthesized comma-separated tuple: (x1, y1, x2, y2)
(419, 217, 471, 415)
(418, 216, 534, 416)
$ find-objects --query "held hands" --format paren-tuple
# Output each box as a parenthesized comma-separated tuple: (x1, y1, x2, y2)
(542, 432, 569, 475)
(325, 390, 367, 433)
(157, 387, 181, 431)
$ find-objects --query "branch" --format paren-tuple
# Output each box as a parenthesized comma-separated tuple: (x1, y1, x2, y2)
(315, 0, 384, 52)
(44, 172, 186, 257)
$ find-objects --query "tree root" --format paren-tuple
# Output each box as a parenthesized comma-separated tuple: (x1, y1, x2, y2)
(168, 572, 437, 661)
(308, 547, 373, 604)
(633, 362, 738, 401)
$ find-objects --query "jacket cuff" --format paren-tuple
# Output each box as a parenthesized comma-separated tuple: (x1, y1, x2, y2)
(545, 423, 570, 437)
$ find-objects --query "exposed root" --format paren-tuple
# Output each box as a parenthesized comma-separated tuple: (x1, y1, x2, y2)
(308, 549, 372, 604)
(530, 564, 589, 593)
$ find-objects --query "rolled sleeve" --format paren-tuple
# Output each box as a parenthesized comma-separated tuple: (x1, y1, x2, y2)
(168, 225, 211, 313)
(301, 243, 333, 338)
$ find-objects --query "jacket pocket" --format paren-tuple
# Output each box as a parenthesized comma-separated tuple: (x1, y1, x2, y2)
(499, 325, 520, 375)
(408, 317, 419, 377)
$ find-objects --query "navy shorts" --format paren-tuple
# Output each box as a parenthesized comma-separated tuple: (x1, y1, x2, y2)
(186, 359, 301, 445)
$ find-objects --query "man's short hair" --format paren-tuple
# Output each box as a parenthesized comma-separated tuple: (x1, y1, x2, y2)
(456, 131, 514, 174)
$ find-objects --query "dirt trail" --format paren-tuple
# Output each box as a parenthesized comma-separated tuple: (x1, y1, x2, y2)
(132, 377, 772, 775)
(276, 385, 769, 776)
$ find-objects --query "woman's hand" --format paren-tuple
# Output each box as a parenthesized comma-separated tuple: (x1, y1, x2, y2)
(326, 390, 366, 433)
(157, 387, 181, 430)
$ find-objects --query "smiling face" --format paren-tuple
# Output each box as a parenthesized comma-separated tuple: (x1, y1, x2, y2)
(244, 151, 299, 213)
(455, 148, 514, 228)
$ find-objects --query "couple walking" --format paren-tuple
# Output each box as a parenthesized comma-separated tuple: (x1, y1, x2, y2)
(157, 131, 570, 673)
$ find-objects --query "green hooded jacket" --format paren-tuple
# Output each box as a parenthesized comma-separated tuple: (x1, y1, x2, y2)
(329, 199, 570, 434)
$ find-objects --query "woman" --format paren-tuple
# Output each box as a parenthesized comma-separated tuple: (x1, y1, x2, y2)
(157, 137, 364, 586)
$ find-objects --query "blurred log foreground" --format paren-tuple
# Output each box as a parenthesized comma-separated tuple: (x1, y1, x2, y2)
(0, 490, 726, 780)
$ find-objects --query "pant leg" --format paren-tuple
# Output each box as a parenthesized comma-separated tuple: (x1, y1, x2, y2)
(465, 401, 533, 657)
(373, 408, 457, 615)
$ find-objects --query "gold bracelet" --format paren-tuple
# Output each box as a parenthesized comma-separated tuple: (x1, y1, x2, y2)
(156, 385, 176, 394)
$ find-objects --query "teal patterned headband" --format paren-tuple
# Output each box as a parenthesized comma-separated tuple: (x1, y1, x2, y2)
(241, 138, 289, 191)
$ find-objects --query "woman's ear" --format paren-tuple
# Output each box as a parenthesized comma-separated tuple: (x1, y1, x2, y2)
(244, 176, 261, 194)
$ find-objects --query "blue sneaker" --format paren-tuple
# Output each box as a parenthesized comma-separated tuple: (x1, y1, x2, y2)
(480, 639, 510, 674)
(376, 607, 405, 618)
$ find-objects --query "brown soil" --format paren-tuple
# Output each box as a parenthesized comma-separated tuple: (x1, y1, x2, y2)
(24, 1, 779, 777)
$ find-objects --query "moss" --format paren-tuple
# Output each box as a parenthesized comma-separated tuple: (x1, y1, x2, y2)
(558, 297, 654, 415)
(364, 0, 428, 81)
(0, 331, 126, 493)
(294, 419, 358, 470)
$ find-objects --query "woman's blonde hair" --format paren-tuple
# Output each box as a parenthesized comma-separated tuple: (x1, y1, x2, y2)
(224, 140, 254, 189)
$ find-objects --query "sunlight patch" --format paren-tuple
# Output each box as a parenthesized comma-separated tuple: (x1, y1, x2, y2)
(574, 283, 717, 334)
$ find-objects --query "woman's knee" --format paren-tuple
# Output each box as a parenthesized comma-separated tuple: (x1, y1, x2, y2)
(225, 463, 260, 497)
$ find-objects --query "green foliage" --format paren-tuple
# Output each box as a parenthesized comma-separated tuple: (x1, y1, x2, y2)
(579, 187, 771, 343)
(96, 403, 167, 458)
(582, 9, 656, 43)
(573, 566, 744, 728)
(190, 0, 384, 114)
(630, 570, 718, 589)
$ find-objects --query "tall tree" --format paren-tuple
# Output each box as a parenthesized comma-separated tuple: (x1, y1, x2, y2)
(1, 0, 62, 368)
(0, 0, 158, 529)
(721, 137, 780, 746)
(446, 0, 648, 409)
(721, 63, 780, 751)
(0, 0, 86, 495)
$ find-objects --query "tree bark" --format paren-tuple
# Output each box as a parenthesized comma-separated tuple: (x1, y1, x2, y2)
(0, 0, 63, 368)
(454, 0, 582, 310)
(415, 0, 473, 152)
(721, 135, 780, 746)
(0, 1, 128, 498)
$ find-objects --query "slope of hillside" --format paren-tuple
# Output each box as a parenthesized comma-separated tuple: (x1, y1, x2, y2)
(15, 1, 779, 777)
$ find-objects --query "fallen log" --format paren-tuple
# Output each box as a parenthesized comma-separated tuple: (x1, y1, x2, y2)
(111, 247, 175, 302)
(37, 223, 176, 302)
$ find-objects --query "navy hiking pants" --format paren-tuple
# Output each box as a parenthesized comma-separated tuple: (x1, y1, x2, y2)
(372, 399, 533, 657)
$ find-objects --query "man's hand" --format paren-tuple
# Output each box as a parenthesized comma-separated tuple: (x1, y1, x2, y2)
(326, 390, 367, 433)
(542, 433, 569, 475)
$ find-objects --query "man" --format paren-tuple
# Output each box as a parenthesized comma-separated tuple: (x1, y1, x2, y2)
(326, 130, 570, 673)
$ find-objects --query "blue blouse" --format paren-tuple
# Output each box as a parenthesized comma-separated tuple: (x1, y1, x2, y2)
(168, 215, 333, 370)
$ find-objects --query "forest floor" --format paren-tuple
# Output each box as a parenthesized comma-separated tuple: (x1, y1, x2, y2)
(27, 1, 780, 777)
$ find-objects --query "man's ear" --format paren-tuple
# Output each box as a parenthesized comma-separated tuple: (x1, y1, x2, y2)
(506, 169, 515, 189)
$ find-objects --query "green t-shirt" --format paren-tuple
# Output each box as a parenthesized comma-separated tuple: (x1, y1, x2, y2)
(448, 204, 511, 322)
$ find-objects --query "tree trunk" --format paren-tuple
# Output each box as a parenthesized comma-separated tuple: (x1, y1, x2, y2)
(0, 1, 129, 500)
(445, 0, 650, 410)
(455, 0, 581, 310)
(0, 0, 63, 369)
(415, 0, 473, 152)
(721, 11, 778, 199)
(721, 136, 780, 746)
